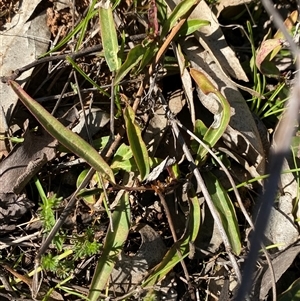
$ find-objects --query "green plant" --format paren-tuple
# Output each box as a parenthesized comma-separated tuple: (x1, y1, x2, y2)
(73, 228, 102, 259)
(9, 0, 300, 300)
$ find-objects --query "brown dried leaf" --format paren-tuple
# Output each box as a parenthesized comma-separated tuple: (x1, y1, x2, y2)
(258, 244, 300, 300)
(110, 224, 166, 295)
(213, 0, 254, 18)
(0, 0, 50, 122)
(0, 121, 57, 194)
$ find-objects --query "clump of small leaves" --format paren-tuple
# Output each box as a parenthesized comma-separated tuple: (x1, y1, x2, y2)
(73, 227, 102, 259)
(39, 192, 65, 251)
(41, 253, 74, 279)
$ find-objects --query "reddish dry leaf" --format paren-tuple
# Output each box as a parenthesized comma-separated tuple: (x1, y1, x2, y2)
(256, 39, 283, 71)
(148, 0, 159, 37)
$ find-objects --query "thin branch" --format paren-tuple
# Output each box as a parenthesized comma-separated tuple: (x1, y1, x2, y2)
(0, 44, 102, 83)
(235, 59, 300, 301)
(157, 190, 196, 300)
(169, 115, 242, 283)
(157, 89, 242, 282)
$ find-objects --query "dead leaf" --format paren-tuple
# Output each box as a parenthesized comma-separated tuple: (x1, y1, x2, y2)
(256, 243, 300, 300)
(110, 224, 167, 295)
(0, 193, 34, 234)
(146, 156, 176, 182)
(71, 108, 110, 140)
(0, 0, 50, 122)
(143, 89, 185, 156)
(173, 43, 196, 126)
(274, 10, 298, 39)
(0, 121, 57, 194)
(213, 0, 254, 18)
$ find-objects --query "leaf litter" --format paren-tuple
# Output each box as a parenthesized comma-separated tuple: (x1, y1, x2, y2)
(0, 0, 299, 300)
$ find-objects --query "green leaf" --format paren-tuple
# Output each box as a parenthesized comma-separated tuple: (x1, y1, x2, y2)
(136, 42, 159, 74)
(203, 172, 241, 255)
(161, 0, 200, 38)
(76, 188, 101, 201)
(40, 8, 98, 58)
(190, 68, 231, 163)
(124, 105, 150, 181)
(88, 192, 130, 300)
(76, 169, 101, 204)
(190, 119, 208, 153)
(156, 0, 168, 24)
(143, 190, 200, 287)
(99, 2, 120, 71)
(177, 19, 210, 37)
(76, 0, 98, 50)
(67, 56, 110, 97)
(259, 60, 280, 78)
(93, 136, 110, 150)
(9, 81, 115, 184)
(110, 143, 136, 173)
(278, 278, 300, 301)
(114, 44, 145, 85)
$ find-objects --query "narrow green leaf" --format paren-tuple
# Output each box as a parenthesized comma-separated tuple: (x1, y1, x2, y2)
(99, 2, 120, 71)
(143, 191, 200, 286)
(279, 278, 300, 301)
(161, 0, 200, 38)
(9, 81, 115, 184)
(190, 119, 207, 153)
(76, 0, 98, 50)
(203, 172, 241, 255)
(177, 19, 210, 37)
(111, 0, 122, 10)
(88, 192, 131, 300)
(114, 44, 145, 86)
(136, 43, 159, 74)
(40, 9, 98, 58)
(190, 68, 231, 163)
(110, 143, 136, 173)
(67, 56, 110, 97)
(124, 105, 150, 181)
(156, 0, 168, 24)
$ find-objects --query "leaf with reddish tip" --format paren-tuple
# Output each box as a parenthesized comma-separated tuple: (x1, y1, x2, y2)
(190, 68, 231, 162)
(190, 67, 217, 94)
(255, 38, 283, 78)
